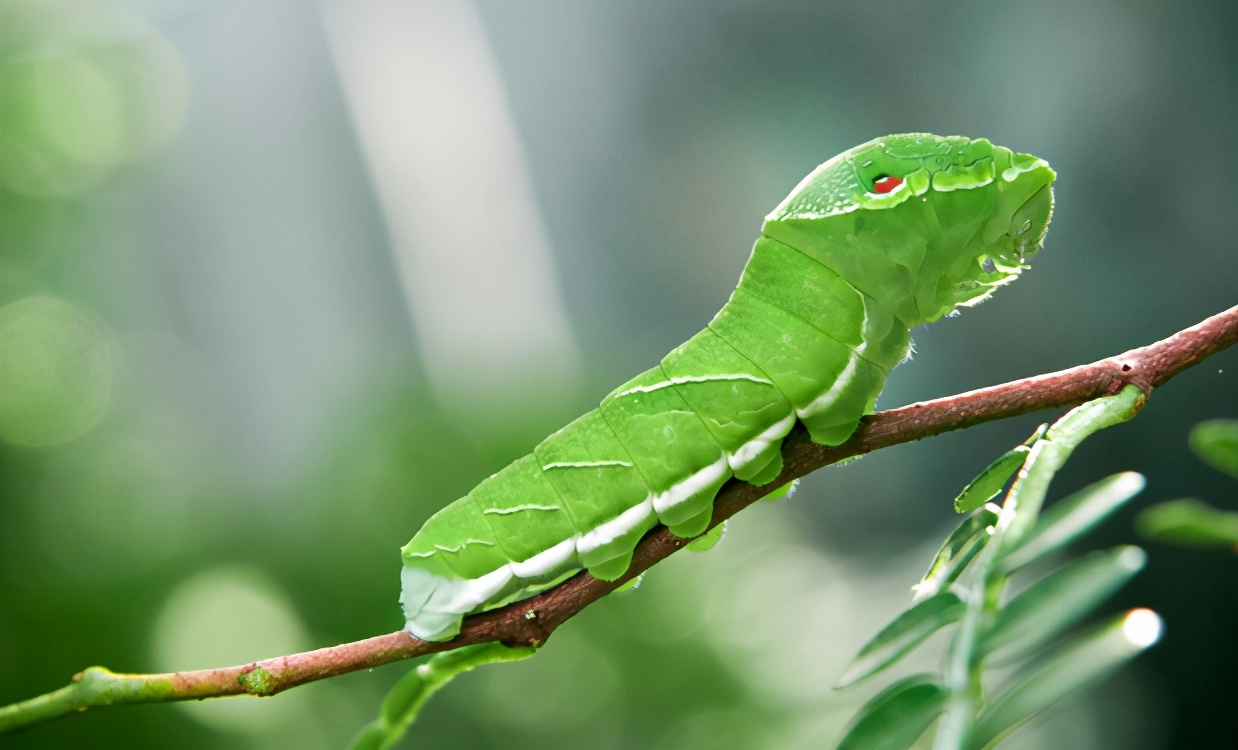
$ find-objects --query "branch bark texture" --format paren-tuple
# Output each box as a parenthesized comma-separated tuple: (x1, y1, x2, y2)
(2, 303, 1235, 734)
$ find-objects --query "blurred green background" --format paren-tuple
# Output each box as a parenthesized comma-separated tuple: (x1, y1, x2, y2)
(1, 1, 1235, 748)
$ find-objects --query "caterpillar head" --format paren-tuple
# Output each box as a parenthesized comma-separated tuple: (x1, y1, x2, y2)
(764, 134, 1056, 326)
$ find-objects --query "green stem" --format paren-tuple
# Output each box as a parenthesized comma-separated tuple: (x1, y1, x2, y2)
(0, 631, 430, 734)
(934, 585, 986, 748)
(0, 668, 180, 732)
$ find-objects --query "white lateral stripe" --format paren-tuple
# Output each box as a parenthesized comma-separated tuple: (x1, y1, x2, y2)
(403, 534, 579, 639)
(856, 306, 870, 356)
(433, 538, 495, 553)
(541, 460, 633, 470)
(615, 374, 773, 398)
(404, 457, 738, 638)
(1001, 158, 1049, 182)
(797, 353, 859, 419)
(509, 537, 577, 579)
(651, 457, 729, 514)
(728, 414, 796, 471)
(483, 504, 562, 515)
(420, 564, 512, 615)
(932, 175, 994, 192)
(576, 499, 654, 556)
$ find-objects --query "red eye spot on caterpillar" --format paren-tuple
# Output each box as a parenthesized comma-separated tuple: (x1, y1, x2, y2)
(872, 174, 903, 194)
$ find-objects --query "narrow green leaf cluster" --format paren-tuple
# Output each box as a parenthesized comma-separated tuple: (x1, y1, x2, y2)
(837, 675, 951, 750)
(1189, 419, 1238, 477)
(835, 386, 1160, 750)
(953, 425, 1045, 514)
(1137, 419, 1238, 549)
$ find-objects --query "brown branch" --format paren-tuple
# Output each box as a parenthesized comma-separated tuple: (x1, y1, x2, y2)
(3, 303, 1235, 734)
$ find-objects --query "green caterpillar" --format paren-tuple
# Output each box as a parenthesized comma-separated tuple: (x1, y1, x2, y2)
(399, 134, 1055, 641)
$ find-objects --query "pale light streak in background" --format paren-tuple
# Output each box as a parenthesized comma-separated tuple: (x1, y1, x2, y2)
(319, 0, 584, 429)
(148, 1, 404, 487)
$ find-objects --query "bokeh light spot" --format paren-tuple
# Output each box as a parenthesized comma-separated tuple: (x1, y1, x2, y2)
(150, 565, 314, 733)
(32, 434, 188, 580)
(0, 6, 188, 197)
(1122, 607, 1163, 648)
(34, 53, 127, 167)
(0, 295, 115, 446)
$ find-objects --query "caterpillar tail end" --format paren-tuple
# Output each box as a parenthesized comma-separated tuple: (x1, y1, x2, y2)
(399, 561, 511, 642)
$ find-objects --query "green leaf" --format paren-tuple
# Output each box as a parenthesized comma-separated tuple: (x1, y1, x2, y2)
(836, 592, 966, 688)
(1136, 498, 1238, 548)
(999, 472, 1145, 573)
(915, 506, 1000, 602)
(686, 521, 726, 552)
(612, 571, 646, 594)
(1189, 419, 1238, 479)
(968, 609, 1162, 750)
(980, 546, 1146, 664)
(836, 674, 950, 750)
(763, 478, 799, 501)
(1022, 422, 1050, 447)
(349, 722, 386, 750)
(350, 643, 537, 750)
(954, 448, 1031, 513)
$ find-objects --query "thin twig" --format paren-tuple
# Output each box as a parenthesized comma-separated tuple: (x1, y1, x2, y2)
(2, 303, 1235, 735)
